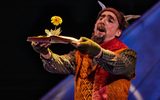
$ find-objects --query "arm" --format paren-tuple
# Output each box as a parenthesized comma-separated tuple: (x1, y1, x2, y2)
(31, 41, 76, 74)
(95, 48, 136, 78)
(76, 37, 136, 78)
(40, 49, 76, 74)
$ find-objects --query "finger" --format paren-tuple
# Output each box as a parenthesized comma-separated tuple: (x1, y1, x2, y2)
(40, 42, 48, 47)
(31, 42, 38, 46)
(71, 41, 80, 47)
(79, 37, 89, 42)
(44, 43, 51, 48)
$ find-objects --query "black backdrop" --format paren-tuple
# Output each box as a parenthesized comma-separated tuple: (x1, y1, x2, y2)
(1, 0, 158, 99)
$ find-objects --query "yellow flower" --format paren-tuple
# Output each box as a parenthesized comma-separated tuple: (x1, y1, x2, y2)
(51, 16, 63, 26)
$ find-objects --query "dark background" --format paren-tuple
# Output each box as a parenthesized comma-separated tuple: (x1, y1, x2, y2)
(1, 0, 159, 99)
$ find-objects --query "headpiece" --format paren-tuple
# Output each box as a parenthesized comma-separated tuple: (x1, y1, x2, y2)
(98, 1, 140, 30)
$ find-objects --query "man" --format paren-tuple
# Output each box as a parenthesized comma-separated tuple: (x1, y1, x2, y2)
(31, 7, 136, 99)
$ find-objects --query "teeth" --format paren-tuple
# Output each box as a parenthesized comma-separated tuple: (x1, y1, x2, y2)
(99, 28, 105, 32)
(98, 28, 105, 32)
(97, 24, 106, 32)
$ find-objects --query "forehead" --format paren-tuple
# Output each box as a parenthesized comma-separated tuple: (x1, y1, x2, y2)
(100, 11, 118, 21)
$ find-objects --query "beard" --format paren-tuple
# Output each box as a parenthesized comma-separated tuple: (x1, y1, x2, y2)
(91, 23, 106, 44)
(91, 34, 105, 44)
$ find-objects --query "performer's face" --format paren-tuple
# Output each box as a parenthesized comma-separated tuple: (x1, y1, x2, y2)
(92, 11, 122, 44)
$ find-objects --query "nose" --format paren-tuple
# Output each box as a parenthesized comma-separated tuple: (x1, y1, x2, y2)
(99, 17, 107, 25)
(99, 17, 105, 22)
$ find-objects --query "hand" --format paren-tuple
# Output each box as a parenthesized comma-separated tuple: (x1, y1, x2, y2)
(76, 37, 102, 58)
(31, 42, 51, 55)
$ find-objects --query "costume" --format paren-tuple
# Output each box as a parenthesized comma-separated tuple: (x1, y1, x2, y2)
(41, 37, 136, 100)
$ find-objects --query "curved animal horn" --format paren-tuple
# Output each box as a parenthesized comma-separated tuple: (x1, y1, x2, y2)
(124, 15, 141, 21)
(98, 0, 106, 9)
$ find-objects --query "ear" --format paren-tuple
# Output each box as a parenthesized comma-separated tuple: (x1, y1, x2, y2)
(115, 29, 122, 37)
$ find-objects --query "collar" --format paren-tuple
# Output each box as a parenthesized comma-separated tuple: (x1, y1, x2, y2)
(100, 38, 128, 51)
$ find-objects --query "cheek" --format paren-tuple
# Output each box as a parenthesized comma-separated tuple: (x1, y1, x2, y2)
(107, 24, 118, 33)
(106, 26, 118, 37)
(94, 23, 98, 32)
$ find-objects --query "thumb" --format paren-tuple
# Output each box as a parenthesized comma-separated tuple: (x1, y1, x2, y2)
(79, 37, 90, 42)
(72, 37, 91, 49)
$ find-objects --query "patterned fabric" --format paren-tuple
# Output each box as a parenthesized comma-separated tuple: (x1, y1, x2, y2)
(96, 48, 136, 78)
(41, 50, 76, 74)
(40, 38, 137, 100)
(74, 51, 95, 100)
(74, 38, 136, 100)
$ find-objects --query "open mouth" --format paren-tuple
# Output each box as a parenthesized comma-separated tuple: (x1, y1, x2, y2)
(97, 24, 106, 32)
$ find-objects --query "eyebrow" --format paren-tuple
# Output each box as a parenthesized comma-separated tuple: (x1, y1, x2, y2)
(99, 14, 106, 18)
(107, 15, 115, 21)
(100, 14, 116, 21)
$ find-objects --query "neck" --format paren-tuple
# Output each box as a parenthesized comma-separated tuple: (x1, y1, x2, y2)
(103, 36, 115, 43)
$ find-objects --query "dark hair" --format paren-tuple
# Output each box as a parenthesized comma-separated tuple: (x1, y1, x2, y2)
(97, 7, 128, 31)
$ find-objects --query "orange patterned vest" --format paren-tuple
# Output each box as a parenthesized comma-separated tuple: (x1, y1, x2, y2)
(74, 38, 131, 100)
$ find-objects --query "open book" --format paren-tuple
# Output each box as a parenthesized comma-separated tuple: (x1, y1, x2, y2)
(27, 35, 79, 44)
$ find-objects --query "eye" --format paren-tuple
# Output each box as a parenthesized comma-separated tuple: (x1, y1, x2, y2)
(98, 15, 105, 21)
(99, 16, 103, 20)
(108, 18, 114, 23)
